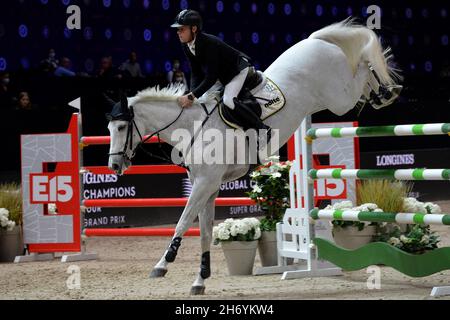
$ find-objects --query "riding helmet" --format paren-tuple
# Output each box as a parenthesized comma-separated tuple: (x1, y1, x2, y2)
(170, 9, 203, 31)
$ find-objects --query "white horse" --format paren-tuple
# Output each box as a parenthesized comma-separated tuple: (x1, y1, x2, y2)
(106, 19, 401, 295)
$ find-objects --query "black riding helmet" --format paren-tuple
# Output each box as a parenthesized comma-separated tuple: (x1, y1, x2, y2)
(170, 9, 203, 31)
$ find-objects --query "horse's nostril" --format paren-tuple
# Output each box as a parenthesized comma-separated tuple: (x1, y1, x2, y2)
(112, 163, 120, 171)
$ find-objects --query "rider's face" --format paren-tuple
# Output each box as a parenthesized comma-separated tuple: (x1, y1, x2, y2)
(177, 26, 195, 43)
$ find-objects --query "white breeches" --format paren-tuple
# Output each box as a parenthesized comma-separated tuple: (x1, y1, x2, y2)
(223, 67, 249, 109)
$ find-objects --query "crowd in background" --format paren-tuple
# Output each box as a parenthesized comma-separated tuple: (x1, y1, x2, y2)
(0, 48, 189, 112)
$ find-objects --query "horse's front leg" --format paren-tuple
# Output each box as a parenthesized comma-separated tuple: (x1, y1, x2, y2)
(150, 177, 219, 278)
(190, 191, 219, 295)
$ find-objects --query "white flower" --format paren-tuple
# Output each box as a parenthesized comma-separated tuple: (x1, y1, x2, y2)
(403, 197, 427, 213)
(355, 203, 380, 212)
(0, 208, 9, 217)
(6, 220, 15, 231)
(0, 216, 8, 228)
(388, 237, 401, 246)
(218, 228, 230, 240)
(213, 217, 261, 242)
(252, 185, 262, 193)
(331, 200, 353, 210)
(246, 217, 260, 228)
(48, 203, 58, 214)
(424, 202, 441, 214)
(420, 235, 430, 244)
(271, 172, 282, 179)
(0, 208, 15, 230)
(212, 226, 219, 240)
(254, 227, 261, 240)
(400, 235, 411, 243)
(267, 155, 280, 162)
(249, 171, 260, 178)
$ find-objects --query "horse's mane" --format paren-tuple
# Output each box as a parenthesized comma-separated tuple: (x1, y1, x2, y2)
(132, 82, 221, 105)
(133, 83, 186, 103)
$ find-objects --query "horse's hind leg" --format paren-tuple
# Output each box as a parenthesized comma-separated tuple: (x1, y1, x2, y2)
(190, 191, 219, 295)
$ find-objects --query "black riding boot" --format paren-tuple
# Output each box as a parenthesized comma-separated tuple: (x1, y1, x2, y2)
(231, 98, 272, 142)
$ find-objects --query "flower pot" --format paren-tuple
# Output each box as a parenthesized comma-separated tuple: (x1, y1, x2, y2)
(221, 240, 258, 275)
(258, 231, 278, 267)
(332, 225, 376, 250)
(0, 226, 24, 263)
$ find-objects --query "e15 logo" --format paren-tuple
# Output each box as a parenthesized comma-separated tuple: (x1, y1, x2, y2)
(31, 175, 73, 203)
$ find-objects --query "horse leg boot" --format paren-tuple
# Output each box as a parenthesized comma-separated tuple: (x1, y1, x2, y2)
(150, 177, 221, 279)
(366, 62, 402, 109)
(190, 191, 219, 295)
(149, 236, 182, 277)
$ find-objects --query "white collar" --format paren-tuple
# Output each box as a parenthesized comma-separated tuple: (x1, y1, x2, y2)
(187, 36, 196, 55)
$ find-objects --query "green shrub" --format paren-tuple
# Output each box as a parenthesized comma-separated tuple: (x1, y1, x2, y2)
(0, 183, 22, 226)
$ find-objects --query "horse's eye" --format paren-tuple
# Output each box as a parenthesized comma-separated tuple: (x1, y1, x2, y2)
(118, 125, 126, 131)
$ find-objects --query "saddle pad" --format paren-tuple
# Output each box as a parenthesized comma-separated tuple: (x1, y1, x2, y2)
(254, 77, 286, 120)
(219, 77, 286, 129)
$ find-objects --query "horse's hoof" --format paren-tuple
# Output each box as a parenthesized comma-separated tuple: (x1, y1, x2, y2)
(190, 286, 205, 295)
(149, 268, 167, 278)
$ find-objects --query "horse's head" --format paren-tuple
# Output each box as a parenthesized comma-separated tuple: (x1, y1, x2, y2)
(105, 93, 142, 175)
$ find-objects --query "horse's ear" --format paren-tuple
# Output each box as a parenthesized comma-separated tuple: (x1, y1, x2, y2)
(102, 92, 116, 109)
(120, 90, 128, 112)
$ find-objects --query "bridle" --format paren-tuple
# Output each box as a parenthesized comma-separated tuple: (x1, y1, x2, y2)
(108, 105, 185, 165)
(107, 96, 218, 171)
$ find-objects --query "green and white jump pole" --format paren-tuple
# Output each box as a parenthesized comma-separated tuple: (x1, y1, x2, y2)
(310, 209, 450, 226)
(309, 168, 450, 181)
(279, 116, 450, 297)
(307, 123, 450, 140)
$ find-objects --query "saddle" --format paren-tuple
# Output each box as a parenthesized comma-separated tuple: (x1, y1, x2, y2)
(219, 68, 286, 130)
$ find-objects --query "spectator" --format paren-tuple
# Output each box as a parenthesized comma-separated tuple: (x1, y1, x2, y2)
(15, 92, 37, 111)
(167, 59, 187, 87)
(40, 48, 59, 73)
(440, 60, 450, 79)
(0, 72, 14, 108)
(120, 51, 144, 78)
(54, 57, 76, 77)
(97, 56, 122, 79)
(171, 70, 188, 88)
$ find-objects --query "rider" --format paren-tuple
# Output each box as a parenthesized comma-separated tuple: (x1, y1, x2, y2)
(170, 9, 271, 138)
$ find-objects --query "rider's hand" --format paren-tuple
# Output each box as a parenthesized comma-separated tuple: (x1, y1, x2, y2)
(178, 93, 195, 108)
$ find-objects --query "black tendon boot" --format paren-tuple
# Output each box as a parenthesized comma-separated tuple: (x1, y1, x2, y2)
(165, 237, 182, 262)
(200, 251, 211, 279)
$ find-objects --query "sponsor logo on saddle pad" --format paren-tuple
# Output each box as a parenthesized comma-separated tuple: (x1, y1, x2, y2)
(256, 78, 286, 120)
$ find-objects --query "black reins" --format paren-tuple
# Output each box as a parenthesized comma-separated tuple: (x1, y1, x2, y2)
(109, 101, 218, 170)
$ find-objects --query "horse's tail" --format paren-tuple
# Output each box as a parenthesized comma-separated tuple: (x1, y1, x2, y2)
(309, 18, 400, 85)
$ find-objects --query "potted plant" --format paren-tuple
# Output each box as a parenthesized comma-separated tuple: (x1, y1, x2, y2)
(328, 200, 383, 249)
(247, 156, 292, 266)
(0, 183, 24, 262)
(213, 217, 261, 275)
(329, 180, 412, 249)
(376, 198, 442, 254)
